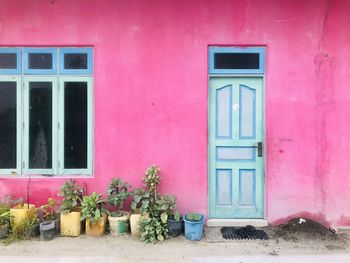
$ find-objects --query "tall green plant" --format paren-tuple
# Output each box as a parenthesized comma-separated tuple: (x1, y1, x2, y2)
(107, 178, 131, 216)
(81, 192, 107, 224)
(58, 179, 83, 214)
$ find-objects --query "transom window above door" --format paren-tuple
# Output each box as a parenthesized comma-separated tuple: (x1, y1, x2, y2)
(209, 47, 265, 74)
(0, 47, 93, 177)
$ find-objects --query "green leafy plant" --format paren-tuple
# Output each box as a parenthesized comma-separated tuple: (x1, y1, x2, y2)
(40, 197, 57, 221)
(81, 192, 107, 225)
(131, 188, 152, 214)
(107, 178, 131, 217)
(186, 213, 202, 222)
(0, 203, 10, 227)
(136, 165, 179, 243)
(58, 179, 83, 214)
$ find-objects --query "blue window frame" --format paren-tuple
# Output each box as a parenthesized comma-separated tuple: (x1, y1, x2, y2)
(59, 48, 93, 75)
(209, 47, 265, 75)
(0, 46, 93, 177)
(0, 48, 22, 74)
(24, 48, 57, 75)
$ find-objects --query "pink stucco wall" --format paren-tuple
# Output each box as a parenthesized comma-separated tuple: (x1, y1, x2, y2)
(1, 0, 350, 227)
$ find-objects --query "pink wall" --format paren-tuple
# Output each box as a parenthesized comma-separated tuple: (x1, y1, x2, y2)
(1, 0, 350, 227)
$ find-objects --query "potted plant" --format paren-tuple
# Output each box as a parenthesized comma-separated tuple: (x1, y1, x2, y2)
(183, 212, 204, 241)
(107, 178, 131, 236)
(39, 197, 59, 240)
(130, 188, 150, 237)
(0, 203, 10, 239)
(168, 211, 183, 237)
(28, 211, 40, 238)
(58, 179, 84, 237)
(10, 197, 36, 226)
(137, 165, 171, 243)
(81, 192, 108, 237)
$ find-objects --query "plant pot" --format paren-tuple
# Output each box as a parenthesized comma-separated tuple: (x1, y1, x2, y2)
(40, 221, 56, 241)
(29, 223, 40, 238)
(10, 204, 36, 226)
(130, 213, 149, 237)
(168, 218, 184, 237)
(86, 215, 107, 237)
(0, 222, 9, 239)
(184, 214, 204, 241)
(54, 218, 60, 235)
(60, 210, 82, 237)
(108, 211, 130, 236)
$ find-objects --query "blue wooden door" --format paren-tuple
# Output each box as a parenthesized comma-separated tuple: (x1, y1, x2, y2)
(209, 77, 264, 219)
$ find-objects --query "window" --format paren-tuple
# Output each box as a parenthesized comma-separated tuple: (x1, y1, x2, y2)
(0, 47, 93, 176)
(209, 47, 265, 74)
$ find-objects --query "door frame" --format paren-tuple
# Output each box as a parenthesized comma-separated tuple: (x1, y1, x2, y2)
(208, 74, 267, 220)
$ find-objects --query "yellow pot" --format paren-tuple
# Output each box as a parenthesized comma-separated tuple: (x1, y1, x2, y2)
(10, 204, 36, 226)
(86, 215, 107, 237)
(60, 210, 82, 237)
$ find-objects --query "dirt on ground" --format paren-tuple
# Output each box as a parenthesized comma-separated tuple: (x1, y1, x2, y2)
(0, 218, 349, 262)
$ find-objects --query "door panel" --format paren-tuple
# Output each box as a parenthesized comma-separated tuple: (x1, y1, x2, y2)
(209, 77, 264, 219)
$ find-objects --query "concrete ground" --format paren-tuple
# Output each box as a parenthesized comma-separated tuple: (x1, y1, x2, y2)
(0, 229, 350, 262)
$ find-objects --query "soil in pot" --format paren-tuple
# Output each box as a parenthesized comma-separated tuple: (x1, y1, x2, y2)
(40, 221, 56, 241)
(108, 211, 129, 236)
(0, 222, 9, 239)
(168, 217, 184, 237)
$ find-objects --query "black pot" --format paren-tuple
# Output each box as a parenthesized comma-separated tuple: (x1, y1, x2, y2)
(40, 221, 56, 241)
(0, 222, 9, 239)
(29, 223, 40, 238)
(54, 218, 60, 235)
(168, 218, 184, 237)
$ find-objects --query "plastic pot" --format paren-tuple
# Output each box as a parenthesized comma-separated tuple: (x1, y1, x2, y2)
(10, 204, 36, 226)
(108, 211, 130, 236)
(86, 214, 107, 237)
(0, 222, 9, 239)
(60, 210, 82, 237)
(168, 217, 184, 237)
(54, 218, 60, 235)
(29, 223, 40, 238)
(40, 221, 56, 241)
(184, 214, 204, 241)
(130, 213, 149, 237)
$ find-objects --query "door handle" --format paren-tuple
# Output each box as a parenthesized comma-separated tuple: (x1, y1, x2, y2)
(253, 142, 263, 157)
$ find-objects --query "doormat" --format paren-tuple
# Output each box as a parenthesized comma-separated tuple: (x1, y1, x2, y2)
(220, 225, 269, 240)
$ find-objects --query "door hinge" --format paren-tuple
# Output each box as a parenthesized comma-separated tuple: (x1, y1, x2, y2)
(58, 122, 60, 129)
(22, 161, 25, 168)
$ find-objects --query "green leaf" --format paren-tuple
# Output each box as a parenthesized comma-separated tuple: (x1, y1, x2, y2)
(161, 212, 168, 223)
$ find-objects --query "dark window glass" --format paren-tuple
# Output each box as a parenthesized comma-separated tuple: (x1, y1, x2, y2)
(0, 82, 16, 169)
(64, 82, 87, 169)
(214, 53, 259, 69)
(0, 53, 17, 69)
(28, 53, 53, 69)
(64, 53, 88, 69)
(29, 82, 52, 169)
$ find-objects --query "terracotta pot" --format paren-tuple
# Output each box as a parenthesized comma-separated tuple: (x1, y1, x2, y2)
(86, 214, 107, 237)
(108, 211, 130, 236)
(60, 210, 82, 237)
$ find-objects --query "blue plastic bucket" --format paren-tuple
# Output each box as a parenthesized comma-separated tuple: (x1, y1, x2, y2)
(184, 214, 204, 241)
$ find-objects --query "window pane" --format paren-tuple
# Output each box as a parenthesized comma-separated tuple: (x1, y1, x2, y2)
(0, 53, 17, 69)
(64, 82, 87, 169)
(29, 53, 53, 69)
(214, 53, 259, 69)
(0, 82, 17, 169)
(64, 53, 88, 69)
(29, 82, 52, 169)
